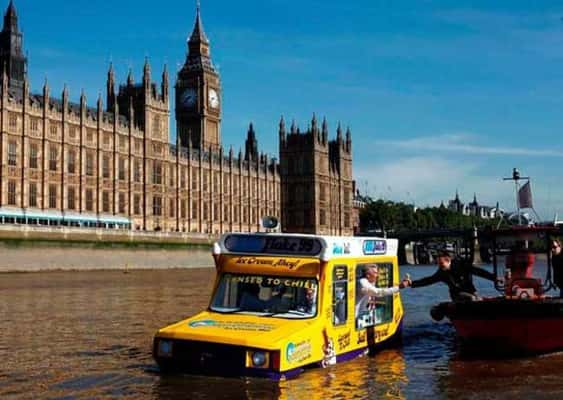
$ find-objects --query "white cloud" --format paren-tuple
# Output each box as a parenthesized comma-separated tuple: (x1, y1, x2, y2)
(355, 156, 480, 205)
(354, 155, 562, 219)
(379, 133, 563, 158)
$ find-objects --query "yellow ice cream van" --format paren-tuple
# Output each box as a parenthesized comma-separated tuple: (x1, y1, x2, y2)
(153, 231, 404, 380)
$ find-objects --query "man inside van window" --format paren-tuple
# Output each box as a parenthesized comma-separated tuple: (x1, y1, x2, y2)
(356, 264, 409, 313)
(296, 287, 317, 315)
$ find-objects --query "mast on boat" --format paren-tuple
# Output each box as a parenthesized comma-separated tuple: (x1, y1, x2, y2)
(503, 168, 530, 226)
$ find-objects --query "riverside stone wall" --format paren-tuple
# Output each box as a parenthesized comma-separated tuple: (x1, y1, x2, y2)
(0, 243, 213, 272)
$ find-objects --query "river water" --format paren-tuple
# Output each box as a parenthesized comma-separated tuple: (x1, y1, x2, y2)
(2, 264, 563, 399)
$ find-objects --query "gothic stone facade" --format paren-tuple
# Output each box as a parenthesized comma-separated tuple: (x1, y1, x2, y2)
(0, 2, 353, 235)
(279, 117, 354, 235)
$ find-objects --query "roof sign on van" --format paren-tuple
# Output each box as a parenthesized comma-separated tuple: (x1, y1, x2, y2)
(224, 234, 323, 256)
(363, 240, 386, 255)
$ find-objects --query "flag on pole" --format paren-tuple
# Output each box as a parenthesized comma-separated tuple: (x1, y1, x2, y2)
(518, 181, 533, 209)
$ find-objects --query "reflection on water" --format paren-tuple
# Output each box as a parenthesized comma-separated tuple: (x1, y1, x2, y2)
(277, 349, 408, 400)
(1, 264, 563, 399)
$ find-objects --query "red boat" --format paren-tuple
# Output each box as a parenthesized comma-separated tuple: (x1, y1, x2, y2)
(432, 225, 563, 355)
(431, 170, 563, 354)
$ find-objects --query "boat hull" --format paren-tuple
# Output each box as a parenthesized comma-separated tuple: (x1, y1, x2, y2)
(434, 298, 563, 354)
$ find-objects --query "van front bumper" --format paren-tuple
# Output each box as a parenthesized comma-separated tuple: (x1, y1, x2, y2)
(153, 337, 303, 380)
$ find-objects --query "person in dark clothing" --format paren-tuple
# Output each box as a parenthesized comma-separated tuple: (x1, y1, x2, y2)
(409, 250, 497, 301)
(551, 239, 563, 298)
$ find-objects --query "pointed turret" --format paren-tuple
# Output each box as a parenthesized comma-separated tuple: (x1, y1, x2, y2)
(4, 1, 18, 33)
(345, 126, 352, 152)
(247, 122, 256, 139)
(106, 62, 115, 111)
(182, 2, 215, 74)
(42, 78, 50, 114)
(97, 92, 103, 112)
(290, 119, 297, 135)
(336, 123, 343, 142)
(188, 2, 209, 46)
(80, 88, 86, 109)
(311, 113, 318, 132)
(279, 116, 286, 144)
(127, 68, 134, 86)
(0, 0, 27, 89)
(245, 122, 258, 162)
(42, 78, 49, 98)
(311, 113, 322, 142)
(143, 57, 151, 87)
(62, 84, 68, 104)
(161, 64, 169, 101)
(321, 117, 328, 143)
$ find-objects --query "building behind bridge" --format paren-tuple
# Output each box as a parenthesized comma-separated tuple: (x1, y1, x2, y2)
(447, 191, 502, 219)
(0, 2, 355, 236)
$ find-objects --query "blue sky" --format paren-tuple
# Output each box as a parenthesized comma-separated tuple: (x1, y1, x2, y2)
(12, 0, 563, 218)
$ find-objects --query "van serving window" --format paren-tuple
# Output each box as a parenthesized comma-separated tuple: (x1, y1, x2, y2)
(355, 263, 394, 329)
(224, 234, 323, 256)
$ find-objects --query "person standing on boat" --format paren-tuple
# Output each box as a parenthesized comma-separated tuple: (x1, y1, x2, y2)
(551, 239, 563, 297)
(408, 250, 497, 301)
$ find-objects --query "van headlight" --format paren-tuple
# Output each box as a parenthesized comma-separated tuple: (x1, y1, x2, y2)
(252, 351, 267, 367)
(157, 339, 173, 358)
(246, 350, 270, 368)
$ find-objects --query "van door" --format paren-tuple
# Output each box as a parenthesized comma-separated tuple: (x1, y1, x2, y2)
(322, 264, 352, 366)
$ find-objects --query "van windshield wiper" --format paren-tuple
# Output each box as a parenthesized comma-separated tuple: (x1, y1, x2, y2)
(211, 307, 241, 314)
(212, 308, 277, 316)
(271, 310, 308, 317)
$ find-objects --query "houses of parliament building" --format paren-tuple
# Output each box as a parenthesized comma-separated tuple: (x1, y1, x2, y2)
(0, 1, 355, 236)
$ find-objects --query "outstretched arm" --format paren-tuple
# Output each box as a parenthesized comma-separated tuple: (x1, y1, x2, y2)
(361, 285, 399, 297)
(410, 271, 441, 288)
(471, 266, 495, 281)
(360, 279, 400, 297)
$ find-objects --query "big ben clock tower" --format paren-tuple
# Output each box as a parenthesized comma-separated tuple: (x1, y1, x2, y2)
(176, 4, 222, 151)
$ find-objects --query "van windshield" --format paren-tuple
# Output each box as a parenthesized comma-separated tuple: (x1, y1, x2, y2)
(210, 274, 319, 319)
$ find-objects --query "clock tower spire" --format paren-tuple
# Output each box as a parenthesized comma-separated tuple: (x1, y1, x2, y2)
(0, 0, 27, 90)
(175, 2, 222, 151)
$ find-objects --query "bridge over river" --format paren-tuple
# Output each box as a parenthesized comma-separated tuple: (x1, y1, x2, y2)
(386, 226, 563, 265)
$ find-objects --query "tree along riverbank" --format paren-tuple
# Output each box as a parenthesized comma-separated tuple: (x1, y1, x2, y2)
(359, 198, 501, 233)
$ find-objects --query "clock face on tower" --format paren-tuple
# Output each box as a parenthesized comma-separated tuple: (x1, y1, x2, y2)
(208, 88, 220, 109)
(180, 88, 197, 108)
